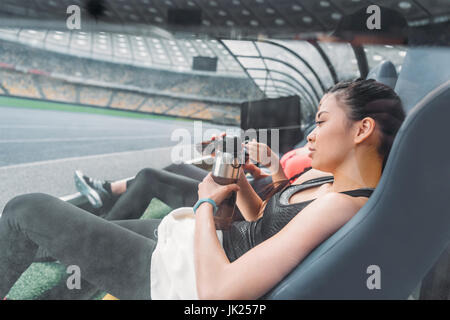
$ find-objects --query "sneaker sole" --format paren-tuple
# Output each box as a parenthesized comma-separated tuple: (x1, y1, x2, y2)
(74, 170, 103, 208)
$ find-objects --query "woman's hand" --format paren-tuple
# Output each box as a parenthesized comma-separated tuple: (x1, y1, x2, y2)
(198, 173, 240, 205)
(244, 139, 281, 173)
(209, 132, 226, 157)
(242, 163, 270, 179)
(210, 132, 226, 141)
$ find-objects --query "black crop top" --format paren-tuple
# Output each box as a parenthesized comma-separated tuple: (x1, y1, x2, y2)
(222, 176, 375, 262)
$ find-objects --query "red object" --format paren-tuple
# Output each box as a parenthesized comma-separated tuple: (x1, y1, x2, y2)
(280, 146, 312, 180)
(29, 69, 49, 76)
(0, 62, 14, 69)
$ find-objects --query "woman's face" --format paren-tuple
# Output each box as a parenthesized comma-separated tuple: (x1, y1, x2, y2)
(306, 93, 356, 173)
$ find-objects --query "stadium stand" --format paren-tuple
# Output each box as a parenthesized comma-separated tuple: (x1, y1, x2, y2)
(138, 96, 181, 115)
(191, 104, 241, 124)
(0, 35, 262, 125)
(0, 38, 255, 100)
(1, 70, 42, 99)
(109, 92, 147, 110)
(39, 77, 78, 104)
(166, 101, 208, 118)
(78, 86, 113, 107)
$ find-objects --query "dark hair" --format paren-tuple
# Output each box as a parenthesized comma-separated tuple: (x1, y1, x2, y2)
(327, 78, 406, 171)
(254, 78, 406, 218)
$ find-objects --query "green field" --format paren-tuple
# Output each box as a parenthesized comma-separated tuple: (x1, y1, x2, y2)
(0, 95, 192, 122)
(6, 199, 173, 300)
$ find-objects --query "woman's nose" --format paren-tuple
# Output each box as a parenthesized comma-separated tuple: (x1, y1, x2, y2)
(307, 130, 315, 143)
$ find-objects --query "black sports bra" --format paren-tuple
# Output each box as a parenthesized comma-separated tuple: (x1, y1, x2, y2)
(222, 176, 375, 262)
(279, 176, 375, 205)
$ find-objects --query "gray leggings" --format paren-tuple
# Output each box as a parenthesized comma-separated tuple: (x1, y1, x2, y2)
(0, 192, 160, 300)
(0, 165, 207, 300)
(0, 164, 272, 299)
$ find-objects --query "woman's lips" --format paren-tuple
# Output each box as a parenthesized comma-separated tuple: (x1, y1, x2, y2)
(308, 147, 315, 157)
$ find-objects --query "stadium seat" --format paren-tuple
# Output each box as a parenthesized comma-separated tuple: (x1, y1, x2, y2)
(395, 46, 450, 299)
(366, 60, 398, 89)
(394, 46, 449, 113)
(262, 47, 450, 299)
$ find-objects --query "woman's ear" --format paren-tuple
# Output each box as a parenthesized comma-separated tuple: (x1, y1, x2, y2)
(354, 117, 376, 144)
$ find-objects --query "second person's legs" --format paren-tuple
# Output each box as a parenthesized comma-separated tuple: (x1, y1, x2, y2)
(104, 167, 200, 220)
(0, 193, 158, 300)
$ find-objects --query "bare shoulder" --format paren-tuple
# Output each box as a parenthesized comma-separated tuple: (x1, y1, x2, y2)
(293, 168, 334, 185)
(312, 192, 367, 219)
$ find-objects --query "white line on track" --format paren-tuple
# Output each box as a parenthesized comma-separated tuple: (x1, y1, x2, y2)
(0, 135, 171, 143)
(0, 125, 112, 129)
(0, 124, 186, 130)
(0, 145, 181, 170)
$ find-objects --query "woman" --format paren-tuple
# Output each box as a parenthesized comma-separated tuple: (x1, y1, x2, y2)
(73, 140, 311, 221)
(0, 78, 405, 300)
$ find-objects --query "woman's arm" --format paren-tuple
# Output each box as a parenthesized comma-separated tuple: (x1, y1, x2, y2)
(194, 202, 231, 298)
(195, 191, 363, 300)
(235, 168, 263, 222)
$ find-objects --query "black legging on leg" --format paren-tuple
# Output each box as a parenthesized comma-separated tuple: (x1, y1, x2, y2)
(0, 193, 161, 300)
(104, 163, 273, 221)
(164, 162, 211, 181)
(104, 166, 201, 221)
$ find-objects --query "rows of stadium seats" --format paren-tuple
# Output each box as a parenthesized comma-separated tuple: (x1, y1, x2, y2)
(0, 39, 260, 101)
(0, 68, 241, 125)
(0, 38, 259, 125)
(109, 92, 147, 110)
(39, 77, 78, 103)
(194, 104, 241, 124)
(1, 70, 42, 99)
(166, 101, 208, 117)
(78, 86, 112, 107)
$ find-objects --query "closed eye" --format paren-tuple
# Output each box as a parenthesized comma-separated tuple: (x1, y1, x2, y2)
(315, 121, 325, 126)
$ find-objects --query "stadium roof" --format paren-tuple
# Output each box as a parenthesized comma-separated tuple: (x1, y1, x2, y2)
(0, 28, 244, 76)
(0, 0, 448, 39)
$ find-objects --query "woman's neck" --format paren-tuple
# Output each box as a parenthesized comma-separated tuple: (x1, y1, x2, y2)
(329, 156, 382, 193)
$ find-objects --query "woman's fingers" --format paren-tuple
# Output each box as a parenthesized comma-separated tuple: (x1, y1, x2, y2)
(243, 163, 257, 170)
(226, 184, 240, 193)
(210, 132, 227, 141)
(245, 141, 272, 166)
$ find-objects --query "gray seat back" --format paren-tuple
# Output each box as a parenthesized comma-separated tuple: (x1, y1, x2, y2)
(366, 60, 398, 89)
(264, 45, 450, 299)
(395, 47, 449, 114)
(264, 79, 450, 299)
